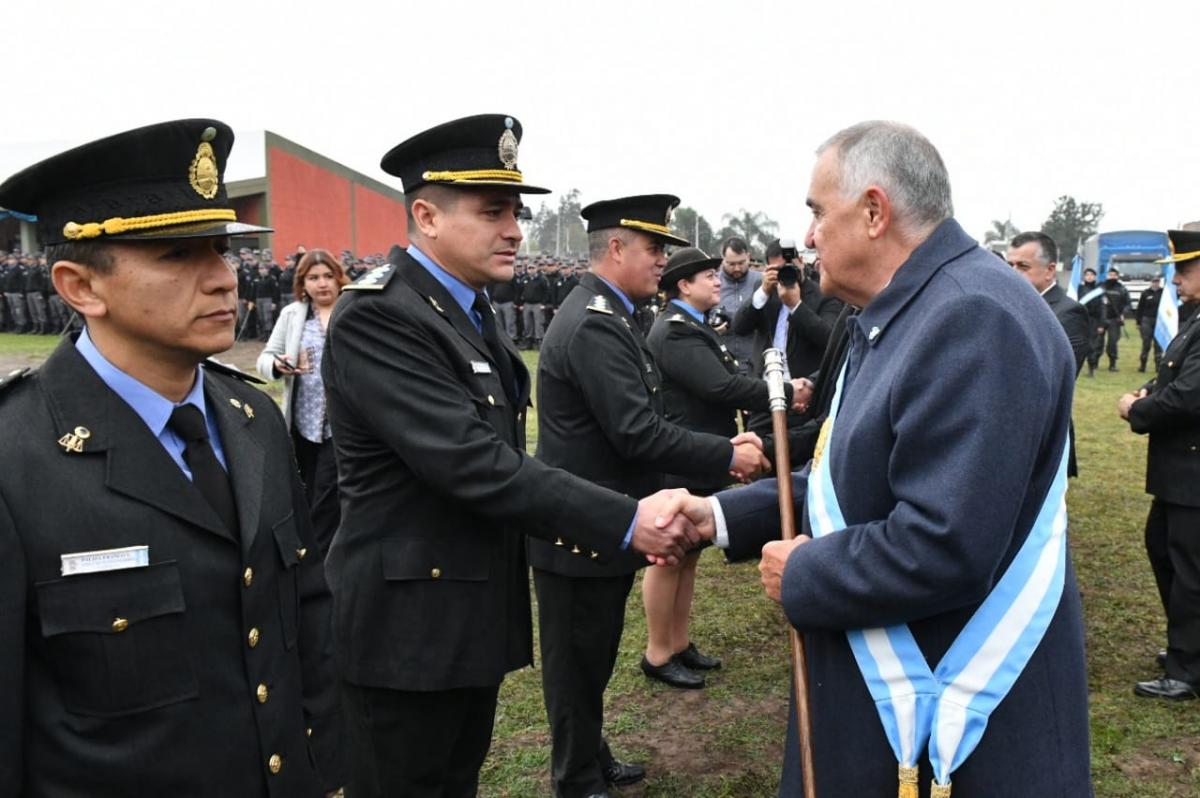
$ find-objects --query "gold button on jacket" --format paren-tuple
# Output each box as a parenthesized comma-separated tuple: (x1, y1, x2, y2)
(268, 754, 282, 774)
(248, 627, 260, 648)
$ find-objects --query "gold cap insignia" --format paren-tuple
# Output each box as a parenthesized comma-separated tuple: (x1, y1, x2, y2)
(189, 127, 220, 200)
(498, 117, 519, 171)
(664, 204, 674, 228)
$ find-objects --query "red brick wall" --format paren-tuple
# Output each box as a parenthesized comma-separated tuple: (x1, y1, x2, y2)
(266, 144, 407, 261)
(354, 183, 408, 256)
(267, 148, 353, 256)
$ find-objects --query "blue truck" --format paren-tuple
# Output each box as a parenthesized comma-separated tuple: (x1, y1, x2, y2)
(1079, 230, 1171, 315)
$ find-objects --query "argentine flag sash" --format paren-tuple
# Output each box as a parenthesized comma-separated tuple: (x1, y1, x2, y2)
(806, 361, 1069, 797)
(1077, 286, 1105, 306)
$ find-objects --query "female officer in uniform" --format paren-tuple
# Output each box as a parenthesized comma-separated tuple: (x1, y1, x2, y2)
(641, 247, 809, 688)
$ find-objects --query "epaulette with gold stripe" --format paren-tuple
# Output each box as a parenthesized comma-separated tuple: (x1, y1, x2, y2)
(344, 263, 397, 292)
(203, 359, 266, 385)
(666, 313, 687, 324)
(586, 294, 614, 315)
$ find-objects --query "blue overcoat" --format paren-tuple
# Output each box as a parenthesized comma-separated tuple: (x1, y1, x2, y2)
(720, 220, 1093, 797)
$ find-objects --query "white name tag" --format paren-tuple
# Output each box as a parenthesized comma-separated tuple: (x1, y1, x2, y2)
(61, 545, 150, 577)
(471, 361, 492, 374)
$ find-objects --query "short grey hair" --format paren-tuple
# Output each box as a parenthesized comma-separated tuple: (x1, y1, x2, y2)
(588, 227, 634, 262)
(817, 121, 953, 235)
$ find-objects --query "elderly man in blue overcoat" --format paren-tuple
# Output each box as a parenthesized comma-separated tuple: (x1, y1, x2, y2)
(664, 121, 1092, 797)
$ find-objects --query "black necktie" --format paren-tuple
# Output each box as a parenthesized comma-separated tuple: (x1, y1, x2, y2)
(168, 405, 240, 535)
(473, 293, 518, 404)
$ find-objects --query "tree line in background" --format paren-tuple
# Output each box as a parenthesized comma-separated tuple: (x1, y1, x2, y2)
(525, 189, 785, 259)
(527, 190, 1107, 265)
(982, 195, 1105, 262)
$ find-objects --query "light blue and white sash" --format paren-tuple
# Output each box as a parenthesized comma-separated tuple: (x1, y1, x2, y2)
(1077, 286, 1105, 306)
(806, 360, 1069, 796)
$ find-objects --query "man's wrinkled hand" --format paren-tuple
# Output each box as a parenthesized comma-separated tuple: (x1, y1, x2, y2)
(759, 537, 809, 603)
(641, 489, 717, 567)
(1117, 388, 1147, 420)
(633, 489, 703, 567)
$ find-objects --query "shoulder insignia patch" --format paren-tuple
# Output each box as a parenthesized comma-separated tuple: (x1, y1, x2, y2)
(586, 294, 614, 315)
(203, 359, 266, 385)
(343, 263, 397, 292)
(667, 313, 686, 324)
(0, 367, 31, 396)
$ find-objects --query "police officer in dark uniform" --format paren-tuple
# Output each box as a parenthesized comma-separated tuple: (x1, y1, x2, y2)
(1138, 275, 1165, 372)
(2, 251, 30, 333)
(321, 116, 700, 798)
(1079, 266, 1109, 376)
(24, 254, 50, 334)
(521, 258, 550, 347)
(1119, 229, 1200, 700)
(1102, 266, 1132, 370)
(531, 195, 769, 798)
(0, 119, 346, 796)
(641, 247, 807, 689)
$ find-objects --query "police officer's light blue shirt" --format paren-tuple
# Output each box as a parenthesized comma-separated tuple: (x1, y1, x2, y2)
(670, 298, 706, 324)
(75, 327, 227, 479)
(408, 244, 483, 333)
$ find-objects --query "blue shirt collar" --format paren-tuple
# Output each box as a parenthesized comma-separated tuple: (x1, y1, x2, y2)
(407, 244, 480, 320)
(670, 298, 706, 323)
(594, 274, 636, 315)
(75, 327, 208, 437)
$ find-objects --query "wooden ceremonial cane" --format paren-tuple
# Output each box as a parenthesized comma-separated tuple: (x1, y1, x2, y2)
(763, 348, 817, 798)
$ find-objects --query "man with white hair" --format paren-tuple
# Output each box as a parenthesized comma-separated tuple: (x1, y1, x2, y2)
(662, 121, 1091, 796)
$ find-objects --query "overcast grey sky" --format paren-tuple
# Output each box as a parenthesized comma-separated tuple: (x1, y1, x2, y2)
(4, 0, 1198, 245)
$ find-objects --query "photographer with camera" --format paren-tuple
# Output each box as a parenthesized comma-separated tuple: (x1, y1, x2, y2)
(713, 236, 762, 377)
(732, 238, 843, 380)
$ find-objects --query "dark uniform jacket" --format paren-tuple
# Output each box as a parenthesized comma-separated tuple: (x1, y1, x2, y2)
(1129, 308, 1200, 507)
(1044, 283, 1089, 374)
(646, 303, 790, 493)
(718, 221, 1091, 797)
(322, 252, 637, 691)
(529, 273, 732, 578)
(1079, 279, 1109, 326)
(521, 272, 550, 304)
(1137, 287, 1163, 324)
(733, 277, 843, 378)
(0, 340, 345, 797)
(1102, 277, 1131, 319)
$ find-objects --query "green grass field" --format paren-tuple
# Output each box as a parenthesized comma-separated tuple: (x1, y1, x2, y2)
(3, 335, 1196, 795)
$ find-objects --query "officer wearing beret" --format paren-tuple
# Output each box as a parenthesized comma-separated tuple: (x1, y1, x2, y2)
(321, 116, 701, 798)
(0, 119, 346, 796)
(1118, 229, 1200, 700)
(531, 196, 770, 797)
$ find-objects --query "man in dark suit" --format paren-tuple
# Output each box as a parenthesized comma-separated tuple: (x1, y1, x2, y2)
(321, 116, 703, 798)
(1118, 229, 1200, 700)
(531, 195, 769, 798)
(1008, 231, 1090, 476)
(661, 121, 1091, 797)
(732, 238, 843, 380)
(0, 119, 346, 796)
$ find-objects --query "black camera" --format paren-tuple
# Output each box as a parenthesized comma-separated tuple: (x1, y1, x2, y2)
(777, 239, 801, 287)
(706, 306, 730, 329)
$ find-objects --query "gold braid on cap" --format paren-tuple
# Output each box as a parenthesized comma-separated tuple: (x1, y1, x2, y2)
(422, 169, 525, 184)
(619, 218, 673, 236)
(62, 209, 237, 240)
(1157, 250, 1200, 264)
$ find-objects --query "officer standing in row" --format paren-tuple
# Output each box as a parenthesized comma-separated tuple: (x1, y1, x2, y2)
(1119, 229, 1200, 700)
(1079, 266, 1109, 377)
(531, 195, 770, 798)
(0, 119, 346, 796)
(641, 247, 808, 690)
(321, 115, 702, 798)
(1138, 275, 1165, 372)
(1102, 265, 1132, 371)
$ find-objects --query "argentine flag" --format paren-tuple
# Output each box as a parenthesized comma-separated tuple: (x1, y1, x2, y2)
(1155, 262, 1180, 350)
(1066, 253, 1082, 300)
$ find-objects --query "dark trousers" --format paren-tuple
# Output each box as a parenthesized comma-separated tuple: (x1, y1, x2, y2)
(533, 568, 635, 798)
(1103, 319, 1123, 364)
(1139, 318, 1163, 370)
(341, 680, 501, 798)
(1086, 324, 1104, 369)
(291, 431, 341, 557)
(1144, 500, 1200, 682)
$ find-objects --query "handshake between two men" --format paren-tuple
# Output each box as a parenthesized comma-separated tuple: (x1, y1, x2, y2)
(625, 429, 802, 604)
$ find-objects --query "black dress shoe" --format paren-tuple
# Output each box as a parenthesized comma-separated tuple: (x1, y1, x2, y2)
(1133, 677, 1199, 700)
(602, 760, 646, 786)
(585, 792, 612, 798)
(676, 642, 722, 670)
(1156, 649, 1168, 669)
(641, 655, 704, 689)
